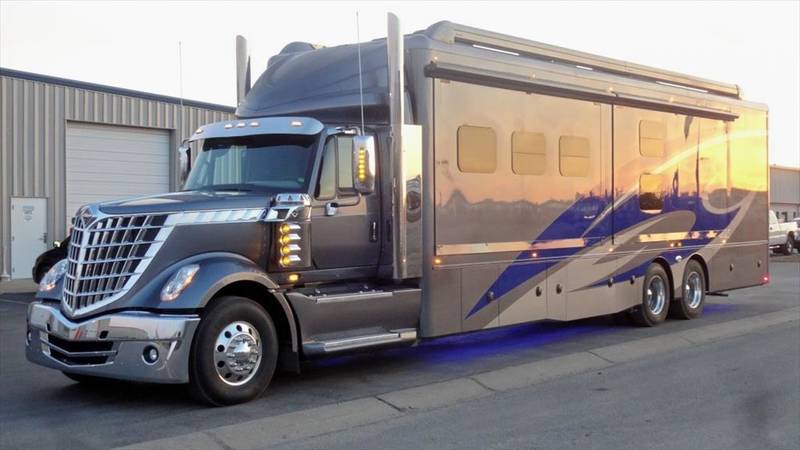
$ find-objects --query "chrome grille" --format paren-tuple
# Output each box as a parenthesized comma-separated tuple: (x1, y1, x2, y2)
(63, 212, 170, 316)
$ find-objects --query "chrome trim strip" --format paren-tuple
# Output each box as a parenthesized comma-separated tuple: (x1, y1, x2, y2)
(437, 238, 588, 256)
(312, 291, 394, 304)
(41, 340, 117, 358)
(164, 208, 266, 226)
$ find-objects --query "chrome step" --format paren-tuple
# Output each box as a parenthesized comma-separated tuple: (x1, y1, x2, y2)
(303, 329, 417, 356)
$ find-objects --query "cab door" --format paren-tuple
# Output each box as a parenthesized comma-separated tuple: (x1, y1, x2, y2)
(310, 134, 380, 270)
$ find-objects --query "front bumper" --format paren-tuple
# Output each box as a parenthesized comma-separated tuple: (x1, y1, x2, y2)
(26, 302, 200, 384)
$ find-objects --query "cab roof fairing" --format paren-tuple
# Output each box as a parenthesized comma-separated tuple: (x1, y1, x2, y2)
(188, 116, 325, 142)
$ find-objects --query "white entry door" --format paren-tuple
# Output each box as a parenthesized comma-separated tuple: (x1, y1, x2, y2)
(10, 197, 48, 280)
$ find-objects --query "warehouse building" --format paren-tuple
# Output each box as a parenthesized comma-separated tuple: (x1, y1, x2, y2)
(770, 165, 800, 222)
(1, 68, 235, 282)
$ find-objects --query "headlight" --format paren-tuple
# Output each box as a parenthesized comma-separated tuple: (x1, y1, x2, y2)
(160, 264, 200, 302)
(39, 259, 67, 292)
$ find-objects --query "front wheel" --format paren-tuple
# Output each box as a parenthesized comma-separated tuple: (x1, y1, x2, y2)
(629, 264, 671, 327)
(189, 296, 278, 406)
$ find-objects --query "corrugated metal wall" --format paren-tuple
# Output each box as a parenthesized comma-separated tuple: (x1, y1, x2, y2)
(0, 73, 234, 279)
(770, 166, 800, 219)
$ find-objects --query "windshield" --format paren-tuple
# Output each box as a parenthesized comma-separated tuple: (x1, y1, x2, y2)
(184, 134, 317, 192)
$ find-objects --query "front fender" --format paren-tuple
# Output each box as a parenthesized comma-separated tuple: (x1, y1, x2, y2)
(123, 253, 280, 310)
(120, 253, 299, 353)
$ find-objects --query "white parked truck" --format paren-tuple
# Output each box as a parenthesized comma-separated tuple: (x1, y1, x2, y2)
(769, 210, 798, 254)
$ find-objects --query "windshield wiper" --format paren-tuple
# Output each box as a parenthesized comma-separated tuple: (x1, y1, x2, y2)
(192, 184, 254, 192)
(215, 187, 253, 192)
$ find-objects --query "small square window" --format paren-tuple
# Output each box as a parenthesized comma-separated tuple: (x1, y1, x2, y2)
(639, 120, 665, 157)
(512, 131, 546, 175)
(457, 126, 497, 173)
(559, 136, 590, 177)
(640, 173, 665, 212)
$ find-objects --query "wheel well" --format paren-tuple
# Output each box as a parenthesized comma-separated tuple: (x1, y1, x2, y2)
(651, 257, 675, 300)
(209, 281, 295, 354)
(688, 255, 710, 292)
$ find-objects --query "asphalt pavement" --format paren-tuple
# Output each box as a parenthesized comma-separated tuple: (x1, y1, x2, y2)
(1, 261, 798, 450)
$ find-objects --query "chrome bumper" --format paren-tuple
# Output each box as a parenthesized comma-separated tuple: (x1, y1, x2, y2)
(26, 302, 200, 384)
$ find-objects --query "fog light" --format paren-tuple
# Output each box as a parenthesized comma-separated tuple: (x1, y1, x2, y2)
(143, 346, 159, 364)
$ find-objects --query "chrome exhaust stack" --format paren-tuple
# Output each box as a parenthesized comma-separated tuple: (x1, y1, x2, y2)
(236, 35, 251, 107)
(387, 12, 422, 279)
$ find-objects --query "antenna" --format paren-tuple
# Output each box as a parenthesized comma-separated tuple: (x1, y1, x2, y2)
(356, 12, 365, 135)
(178, 41, 184, 136)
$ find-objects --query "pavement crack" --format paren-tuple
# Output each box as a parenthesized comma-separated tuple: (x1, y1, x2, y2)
(469, 376, 498, 392)
(374, 395, 406, 413)
(204, 431, 234, 450)
(586, 350, 615, 365)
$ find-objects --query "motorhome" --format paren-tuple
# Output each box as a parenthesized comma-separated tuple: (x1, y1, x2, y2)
(27, 15, 769, 405)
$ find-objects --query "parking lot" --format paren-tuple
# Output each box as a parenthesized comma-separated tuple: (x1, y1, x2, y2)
(1, 260, 798, 450)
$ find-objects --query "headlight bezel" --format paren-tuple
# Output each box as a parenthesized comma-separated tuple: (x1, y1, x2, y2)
(160, 264, 200, 302)
(39, 259, 68, 292)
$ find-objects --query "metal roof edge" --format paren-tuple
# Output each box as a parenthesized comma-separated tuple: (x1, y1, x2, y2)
(0, 67, 236, 113)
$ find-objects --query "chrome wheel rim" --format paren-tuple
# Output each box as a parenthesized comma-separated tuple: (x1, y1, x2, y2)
(213, 321, 261, 386)
(646, 276, 666, 315)
(685, 272, 703, 309)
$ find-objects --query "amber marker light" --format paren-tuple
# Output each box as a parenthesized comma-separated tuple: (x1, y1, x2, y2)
(288, 273, 300, 283)
(434, 257, 443, 265)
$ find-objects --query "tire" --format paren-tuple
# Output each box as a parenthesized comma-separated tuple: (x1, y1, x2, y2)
(670, 260, 706, 320)
(188, 296, 279, 406)
(629, 263, 671, 327)
(782, 235, 795, 255)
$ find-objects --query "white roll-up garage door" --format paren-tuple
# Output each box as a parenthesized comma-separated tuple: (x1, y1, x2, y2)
(65, 122, 170, 224)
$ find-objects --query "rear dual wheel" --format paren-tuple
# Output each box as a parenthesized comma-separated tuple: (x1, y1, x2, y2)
(629, 264, 671, 327)
(671, 260, 706, 320)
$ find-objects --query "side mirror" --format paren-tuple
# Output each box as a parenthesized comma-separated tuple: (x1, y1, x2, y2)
(178, 140, 191, 188)
(352, 135, 376, 194)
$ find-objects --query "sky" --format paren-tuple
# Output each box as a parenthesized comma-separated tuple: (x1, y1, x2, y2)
(1, 1, 798, 167)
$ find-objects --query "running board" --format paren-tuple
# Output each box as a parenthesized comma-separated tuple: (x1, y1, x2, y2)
(303, 329, 418, 356)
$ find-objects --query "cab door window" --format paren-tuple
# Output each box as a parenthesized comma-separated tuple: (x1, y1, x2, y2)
(316, 135, 359, 199)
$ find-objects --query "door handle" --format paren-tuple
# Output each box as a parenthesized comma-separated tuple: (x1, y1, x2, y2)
(325, 202, 338, 216)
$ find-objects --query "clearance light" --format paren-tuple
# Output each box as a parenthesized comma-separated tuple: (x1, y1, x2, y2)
(357, 148, 368, 182)
(531, 251, 538, 258)
(762, 274, 769, 284)
(434, 257, 442, 265)
(277, 222, 302, 267)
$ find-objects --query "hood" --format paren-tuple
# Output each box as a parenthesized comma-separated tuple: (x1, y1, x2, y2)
(96, 190, 282, 216)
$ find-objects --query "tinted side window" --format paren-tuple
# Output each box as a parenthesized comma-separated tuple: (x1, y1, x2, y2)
(336, 136, 354, 191)
(315, 139, 336, 200)
(640, 173, 665, 212)
(512, 131, 546, 175)
(558, 136, 590, 177)
(457, 126, 497, 173)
